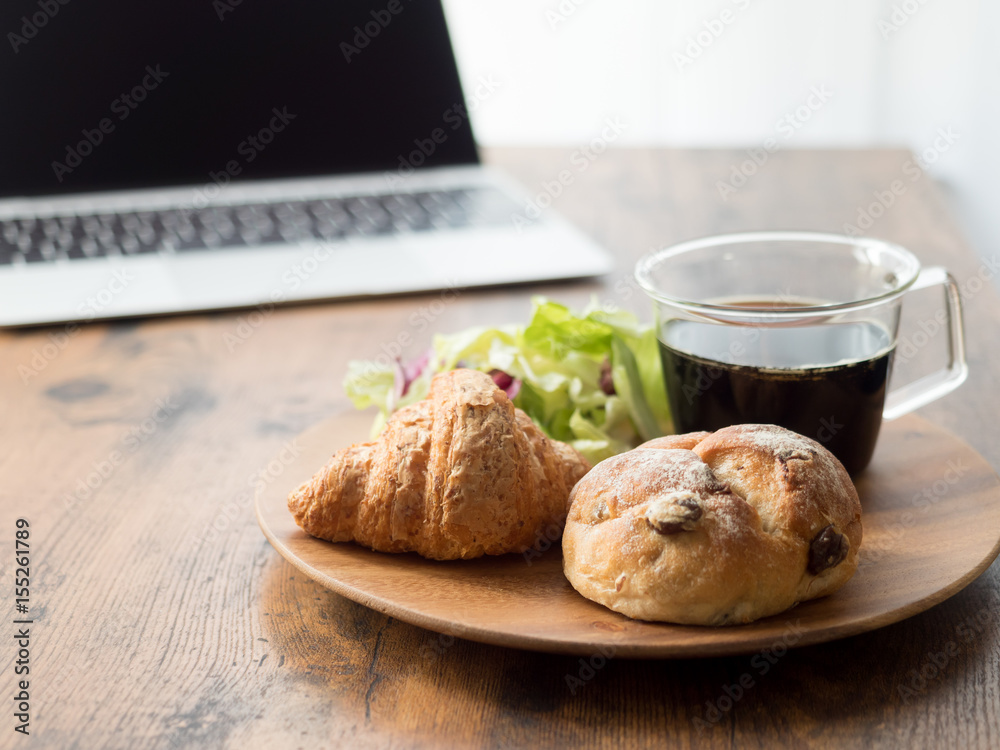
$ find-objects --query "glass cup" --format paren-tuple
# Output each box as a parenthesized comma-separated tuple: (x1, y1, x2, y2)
(634, 231, 967, 474)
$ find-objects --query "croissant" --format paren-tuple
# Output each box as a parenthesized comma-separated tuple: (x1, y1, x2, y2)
(288, 368, 591, 560)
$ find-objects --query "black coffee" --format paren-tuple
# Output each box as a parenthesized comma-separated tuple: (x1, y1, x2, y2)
(659, 314, 894, 475)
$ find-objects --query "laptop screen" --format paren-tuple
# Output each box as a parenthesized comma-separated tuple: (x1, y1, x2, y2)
(0, 0, 479, 198)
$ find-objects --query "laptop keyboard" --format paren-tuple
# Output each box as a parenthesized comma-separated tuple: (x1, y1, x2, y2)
(0, 187, 520, 265)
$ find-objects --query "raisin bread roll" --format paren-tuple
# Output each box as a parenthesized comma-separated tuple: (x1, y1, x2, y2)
(562, 424, 862, 625)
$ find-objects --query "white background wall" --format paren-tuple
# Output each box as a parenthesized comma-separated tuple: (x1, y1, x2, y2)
(442, 0, 999, 261)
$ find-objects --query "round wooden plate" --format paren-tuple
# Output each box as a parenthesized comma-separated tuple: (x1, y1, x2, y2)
(256, 410, 1000, 658)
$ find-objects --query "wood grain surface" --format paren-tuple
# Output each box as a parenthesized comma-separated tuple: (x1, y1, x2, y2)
(2, 148, 999, 749)
(257, 409, 1000, 658)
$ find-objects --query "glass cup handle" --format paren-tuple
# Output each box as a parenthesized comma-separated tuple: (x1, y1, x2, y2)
(883, 267, 968, 420)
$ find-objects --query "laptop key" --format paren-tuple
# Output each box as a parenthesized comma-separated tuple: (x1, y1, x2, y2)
(239, 210, 273, 231)
(174, 231, 208, 251)
(415, 192, 445, 212)
(214, 218, 237, 241)
(441, 209, 471, 228)
(273, 203, 309, 223)
(121, 235, 142, 255)
(121, 214, 143, 233)
(158, 236, 178, 253)
(176, 221, 197, 242)
(234, 206, 259, 224)
(28, 223, 47, 247)
(0, 240, 16, 264)
(317, 198, 350, 218)
(381, 194, 413, 215)
(200, 230, 223, 248)
(155, 210, 182, 232)
(82, 237, 104, 257)
(81, 217, 102, 236)
(96, 227, 116, 246)
(277, 223, 314, 243)
(249, 217, 284, 245)
(137, 224, 157, 246)
(314, 219, 344, 241)
(38, 239, 58, 260)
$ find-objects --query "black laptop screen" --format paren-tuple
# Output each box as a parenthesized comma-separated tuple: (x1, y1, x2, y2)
(0, 0, 479, 198)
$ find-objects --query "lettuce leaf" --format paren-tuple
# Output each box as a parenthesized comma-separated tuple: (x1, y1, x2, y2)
(343, 297, 672, 463)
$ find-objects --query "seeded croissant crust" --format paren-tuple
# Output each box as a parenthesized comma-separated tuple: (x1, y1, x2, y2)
(562, 425, 863, 625)
(288, 368, 591, 560)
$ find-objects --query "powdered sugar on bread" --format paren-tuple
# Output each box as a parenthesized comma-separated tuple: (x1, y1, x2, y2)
(563, 424, 863, 626)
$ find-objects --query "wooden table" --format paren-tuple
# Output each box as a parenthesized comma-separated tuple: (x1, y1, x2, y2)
(2, 148, 998, 749)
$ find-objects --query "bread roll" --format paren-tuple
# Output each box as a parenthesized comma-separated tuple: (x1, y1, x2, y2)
(562, 424, 862, 625)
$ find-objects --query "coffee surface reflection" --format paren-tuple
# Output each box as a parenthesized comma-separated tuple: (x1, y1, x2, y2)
(659, 302, 894, 475)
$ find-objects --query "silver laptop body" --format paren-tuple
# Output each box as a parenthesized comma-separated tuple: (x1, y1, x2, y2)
(0, 1, 610, 327)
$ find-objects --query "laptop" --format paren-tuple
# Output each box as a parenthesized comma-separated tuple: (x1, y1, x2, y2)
(0, 0, 612, 327)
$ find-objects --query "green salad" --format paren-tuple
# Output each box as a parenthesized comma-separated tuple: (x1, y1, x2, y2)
(344, 298, 672, 464)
